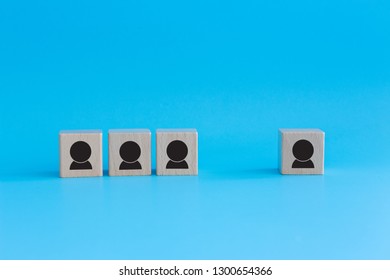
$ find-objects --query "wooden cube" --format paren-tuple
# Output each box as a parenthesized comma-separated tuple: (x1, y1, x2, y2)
(156, 129, 198, 176)
(279, 129, 325, 175)
(108, 129, 151, 176)
(59, 130, 103, 178)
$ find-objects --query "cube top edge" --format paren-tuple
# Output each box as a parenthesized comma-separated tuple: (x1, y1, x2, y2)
(279, 128, 324, 134)
(109, 129, 151, 134)
(59, 129, 102, 135)
(156, 128, 197, 133)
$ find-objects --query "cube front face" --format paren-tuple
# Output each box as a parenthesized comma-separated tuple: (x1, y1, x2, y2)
(109, 129, 151, 176)
(156, 129, 198, 176)
(59, 130, 103, 178)
(279, 129, 325, 175)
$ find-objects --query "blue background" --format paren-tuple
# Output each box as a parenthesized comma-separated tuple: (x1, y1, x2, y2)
(1, 0, 390, 259)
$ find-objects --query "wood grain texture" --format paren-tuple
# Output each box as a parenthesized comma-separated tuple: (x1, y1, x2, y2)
(108, 129, 151, 176)
(156, 129, 198, 176)
(279, 129, 325, 175)
(59, 130, 102, 178)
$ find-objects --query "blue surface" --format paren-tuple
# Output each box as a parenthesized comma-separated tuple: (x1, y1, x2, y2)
(1, 0, 390, 259)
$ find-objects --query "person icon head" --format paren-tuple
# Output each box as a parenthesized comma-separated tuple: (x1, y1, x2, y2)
(166, 140, 189, 169)
(70, 141, 93, 170)
(119, 141, 142, 170)
(292, 139, 315, 168)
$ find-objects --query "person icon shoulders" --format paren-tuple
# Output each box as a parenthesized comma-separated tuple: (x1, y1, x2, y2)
(166, 140, 189, 169)
(70, 141, 93, 170)
(119, 141, 142, 170)
(292, 139, 315, 168)
(167, 160, 189, 169)
(120, 161, 142, 170)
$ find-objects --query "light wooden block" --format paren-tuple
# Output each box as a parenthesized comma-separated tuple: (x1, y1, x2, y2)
(156, 129, 198, 176)
(279, 129, 325, 175)
(108, 129, 151, 176)
(59, 130, 103, 178)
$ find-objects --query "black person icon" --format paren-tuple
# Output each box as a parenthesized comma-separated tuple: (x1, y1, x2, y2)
(70, 141, 93, 170)
(166, 140, 189, 169)
(119, 141, 142, 170)
(292, 139, 315, 168)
